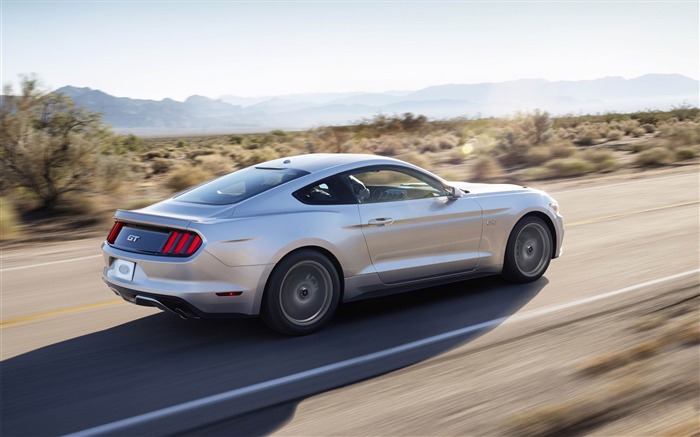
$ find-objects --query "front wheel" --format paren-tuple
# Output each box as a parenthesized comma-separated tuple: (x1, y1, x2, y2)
(502, 216, 552, 283)
(261, 250, 340, 335)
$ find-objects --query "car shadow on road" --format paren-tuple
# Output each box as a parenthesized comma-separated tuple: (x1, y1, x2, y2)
(1, 276, 546, 436)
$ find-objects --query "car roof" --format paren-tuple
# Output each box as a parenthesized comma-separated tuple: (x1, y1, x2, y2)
(259, 153, 402, 174)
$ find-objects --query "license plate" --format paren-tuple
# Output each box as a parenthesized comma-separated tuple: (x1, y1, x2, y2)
(114, 259, 136, 282)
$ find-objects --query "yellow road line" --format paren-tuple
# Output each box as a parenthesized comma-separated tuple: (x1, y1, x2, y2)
(0, 300, 122, 328)
(3, 200, 698, 328)
(567, 200, 699, 227)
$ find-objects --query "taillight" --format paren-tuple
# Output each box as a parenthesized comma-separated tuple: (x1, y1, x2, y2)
(161, 231, 202, 256)
(107, 221, 124, 244)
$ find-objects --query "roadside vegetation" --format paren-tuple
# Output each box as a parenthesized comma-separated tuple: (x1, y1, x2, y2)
(1, 75, 698, 240)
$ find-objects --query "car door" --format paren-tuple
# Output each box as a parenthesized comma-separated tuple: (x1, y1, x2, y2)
(346, 166, 483, 284)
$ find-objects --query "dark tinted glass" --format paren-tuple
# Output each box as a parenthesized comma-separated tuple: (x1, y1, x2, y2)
(175, 166, 309, 205)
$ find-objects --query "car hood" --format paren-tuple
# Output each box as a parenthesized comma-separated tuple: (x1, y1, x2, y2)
(450, 182, 530, 195)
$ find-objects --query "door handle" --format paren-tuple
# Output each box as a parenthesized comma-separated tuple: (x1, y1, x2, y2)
(368, 217, 394, 226)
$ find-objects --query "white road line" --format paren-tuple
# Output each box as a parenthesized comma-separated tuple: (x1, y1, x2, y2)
(68, 268, 700, 437)
(0, 255, 102, 272)
(550, 173, 696, 195)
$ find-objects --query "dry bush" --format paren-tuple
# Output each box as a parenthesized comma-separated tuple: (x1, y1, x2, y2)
(151, 158, 172, 175)
(606, 129, 624, 141)
(634, 147, 673, 167)
(631, 127, 646, 137)
(0, 197, 21, 240)
(674, 146, 698, 161)
(641, 123, 656, 133)
(549, 141, 577, 159)
(524, 146, 552, 166)
(544, 158, 595, 177)
(166, 165, 214, 192)
(238, 147, 280, 167)
(620, 119, 640, 135)
(627, 142, 649, 154)
(470, 156, 503, 180)
(581, 149, 619, 172)
(659, 121, 700, 147)
(120, 198, 165, 210)
(96, 155, 132, 192)
(195, 154, 232, 176)
(398, 151, 430, 169)
(574, 124, 600, 146)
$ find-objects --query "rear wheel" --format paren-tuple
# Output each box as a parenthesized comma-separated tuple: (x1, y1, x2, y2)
(261, 250, 340, 335)
(502, 216, 552, 283)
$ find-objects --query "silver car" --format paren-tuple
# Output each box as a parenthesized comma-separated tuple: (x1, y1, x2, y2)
(102, 153, 563, 335)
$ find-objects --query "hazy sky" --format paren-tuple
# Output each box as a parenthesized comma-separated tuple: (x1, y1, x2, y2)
(2, 1, 698, 101)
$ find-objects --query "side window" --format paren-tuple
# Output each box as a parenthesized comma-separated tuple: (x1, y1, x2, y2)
(346, 168, 447, 203)
(293, 177, 356, 205)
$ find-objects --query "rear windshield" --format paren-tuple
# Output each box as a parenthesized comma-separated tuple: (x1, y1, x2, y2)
(174, 166, 309, 205)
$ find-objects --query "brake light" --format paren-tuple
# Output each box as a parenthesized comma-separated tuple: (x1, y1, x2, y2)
(107, 221, 124, 244)
(161, 231, 202, 256)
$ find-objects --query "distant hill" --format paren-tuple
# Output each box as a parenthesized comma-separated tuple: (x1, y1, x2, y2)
(56, 74, 699, 135)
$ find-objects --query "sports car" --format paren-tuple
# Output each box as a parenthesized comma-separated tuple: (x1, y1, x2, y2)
(102, 153, 564, 335)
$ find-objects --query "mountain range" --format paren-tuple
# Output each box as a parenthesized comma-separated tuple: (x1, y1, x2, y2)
(57, 74, 699, 135)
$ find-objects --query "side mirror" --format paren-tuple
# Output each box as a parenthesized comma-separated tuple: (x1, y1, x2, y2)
(446, 185, 464, 199)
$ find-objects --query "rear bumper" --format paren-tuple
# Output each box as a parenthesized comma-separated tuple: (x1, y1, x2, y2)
(102, 242, 271, 317)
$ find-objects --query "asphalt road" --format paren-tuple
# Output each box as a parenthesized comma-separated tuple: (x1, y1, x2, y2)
(1, 168, 698, 436)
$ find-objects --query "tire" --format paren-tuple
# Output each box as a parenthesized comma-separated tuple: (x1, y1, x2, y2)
(502, 216, 552, 283)
(261, 250, 340, 335)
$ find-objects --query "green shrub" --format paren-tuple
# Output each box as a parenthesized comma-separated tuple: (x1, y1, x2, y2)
(634, 147, 673, 167)
(545, 158, 595, 177)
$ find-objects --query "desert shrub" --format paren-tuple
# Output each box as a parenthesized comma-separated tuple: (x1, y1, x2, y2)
(195, 154, 231, 176)
(495, 110, 554, 166)
(97, 155, 132, 192)
(0, 197, 21, 240)
(238, 147, 280, 167)
(524, 146, 551, 166)
(627, 142, 649, 153)
(634, 147, 673, 167)
(470, 156, 503, 180)
(620, 119, 640, 135)
(545, 158, 595, 177)
(659, 121, 700, 147)
(549, 141, 577, 159)
(228, 134, 244, 145)
(581, 149, 619, 172)
(375, 137, 402, 156)
(606, 129, 624, 140)
(522, 166, 552, 180)
(151, 158, 172, 175)
(187, 148, 216, 160)
(574, 124, 600, 146)
(166, 166, 214, 192)
(397, 151, 430, 169)
(641, 123, 656, 133)
(631, 127, 646, 137)
(175, 140, 188, 148)
(141, 149, 171, 160)
(674, 147, 698, 161)
(446, 147, 466, 164)
(121, 198, 165, 210)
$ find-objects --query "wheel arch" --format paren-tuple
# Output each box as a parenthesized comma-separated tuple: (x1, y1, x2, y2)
(263, 245, 346, 301)
(516, 211, 558, 259)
